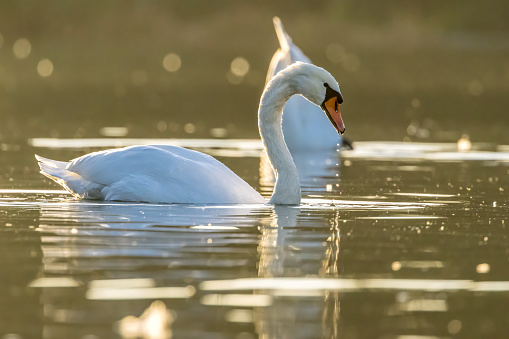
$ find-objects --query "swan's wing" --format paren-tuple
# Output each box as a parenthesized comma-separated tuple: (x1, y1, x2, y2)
(65, 145, 264, 204)
(67, 145, 214, 185)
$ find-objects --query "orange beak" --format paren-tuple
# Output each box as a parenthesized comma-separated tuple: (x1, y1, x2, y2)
(321, 96, 345, 134)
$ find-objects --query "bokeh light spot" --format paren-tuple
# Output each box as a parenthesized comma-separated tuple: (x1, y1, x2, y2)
(2, 333, 23, 339)
(457, 134, 471, 152)
(326, 43, 345, 63)
(447, 319, 462, 334)
(100, 127, 129, 137)
(227, 71, 243, 85)
(230, 57, 249, 77)
(210, 128, 227, 138)
(184, 123, 196, 134)
(131, 70, 148, 86)
(157, 121, 167, 132)
(476, 263, 490, 274)
(37, 59, 54, 77)
(163, 53, 181, 72)
(13, 38, 31, 59)
(343, 54, 360, 72)
(391, 261, 402, 271)
(326, 44, 360, 72)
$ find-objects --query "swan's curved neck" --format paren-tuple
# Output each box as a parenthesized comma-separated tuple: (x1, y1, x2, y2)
(259, 74, 301, 205)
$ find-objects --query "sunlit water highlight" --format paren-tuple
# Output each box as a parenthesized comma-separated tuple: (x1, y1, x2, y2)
(29, 138, 509, 161)
(1, 140, 509, 338)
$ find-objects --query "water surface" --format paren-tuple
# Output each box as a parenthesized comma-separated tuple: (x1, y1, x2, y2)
(1, 140, 509, 338)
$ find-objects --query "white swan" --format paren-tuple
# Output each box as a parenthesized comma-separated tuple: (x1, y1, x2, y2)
(36, 62, 344, 205)
(267, 17, 342, 151)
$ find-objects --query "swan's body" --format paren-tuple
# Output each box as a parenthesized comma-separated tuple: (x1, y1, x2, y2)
(267, 17, 341, 151)
(37, 62, 344, 205)
(36, 145, 264, 204)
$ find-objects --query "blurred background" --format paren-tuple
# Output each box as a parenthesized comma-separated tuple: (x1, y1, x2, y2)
(0, 0, 508, 143)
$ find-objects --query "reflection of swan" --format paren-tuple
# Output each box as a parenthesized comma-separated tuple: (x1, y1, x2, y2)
(267, 17, 342, 152)
(36, 201, 271, 272)
(255, 205, 341, 338)
(36, 63, 344, 205)
(257, 206, 300, 278)
(259, 147, 341, 192)
(33, 201, 271, 336)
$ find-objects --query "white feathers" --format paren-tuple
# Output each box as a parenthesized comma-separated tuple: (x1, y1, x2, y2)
(267, 17, 342, 151)
(37, 145, 265, 204)
(37, 61, 341, 205)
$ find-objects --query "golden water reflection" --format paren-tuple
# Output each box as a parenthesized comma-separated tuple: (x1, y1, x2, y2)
(1, 138, 509, 338)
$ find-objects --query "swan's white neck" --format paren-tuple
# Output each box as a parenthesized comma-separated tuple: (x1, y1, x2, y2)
(259, 73, 302, 205)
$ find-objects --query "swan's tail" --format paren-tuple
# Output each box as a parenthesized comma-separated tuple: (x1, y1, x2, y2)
(266, 17, 312, 85)
(36, 155, 70, 181)
(35, 154, 103, 199)
(273, 16, 292, 53)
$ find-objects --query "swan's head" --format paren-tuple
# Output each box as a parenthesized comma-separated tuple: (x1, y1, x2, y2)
(320, 82, 345, 135)
(286, 62, 345, 134)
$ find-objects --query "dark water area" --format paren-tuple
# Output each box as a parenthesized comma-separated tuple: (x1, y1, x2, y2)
(1, 141, 509, 338)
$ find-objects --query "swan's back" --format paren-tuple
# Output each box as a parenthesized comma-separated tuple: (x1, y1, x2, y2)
(267, 17, 341, 151)
(37, 145, 265, 204)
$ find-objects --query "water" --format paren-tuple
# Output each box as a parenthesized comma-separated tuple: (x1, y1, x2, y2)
(1, 139, 508, 338)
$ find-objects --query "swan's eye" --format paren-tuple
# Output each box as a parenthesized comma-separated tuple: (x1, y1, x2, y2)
(323, 83, 329, 87)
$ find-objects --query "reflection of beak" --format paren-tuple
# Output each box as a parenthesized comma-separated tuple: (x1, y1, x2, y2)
(321, 96, 345, 134)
